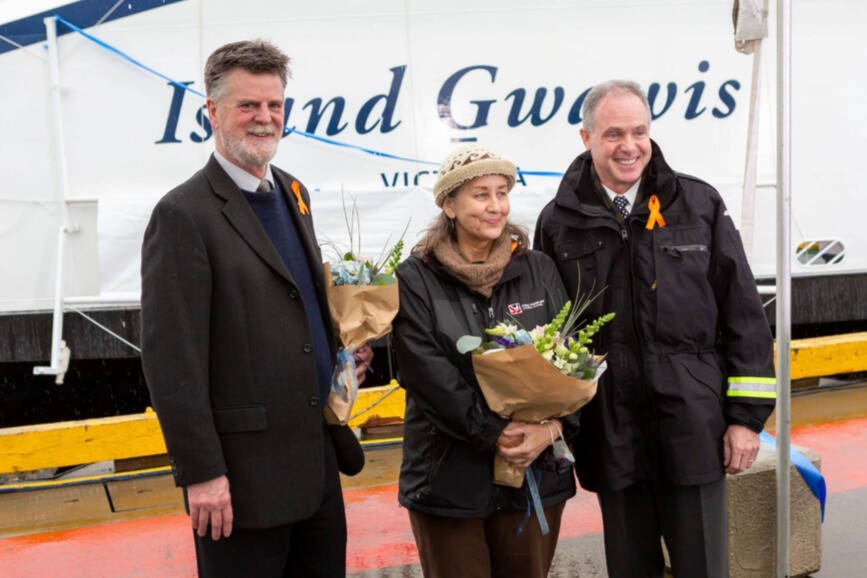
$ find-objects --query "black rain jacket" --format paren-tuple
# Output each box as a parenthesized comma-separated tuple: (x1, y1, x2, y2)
(534, 142, 776, 492)
(393, 247, 579, 518)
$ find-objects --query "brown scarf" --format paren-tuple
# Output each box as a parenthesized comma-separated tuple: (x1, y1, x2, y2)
(431, 230, 513, 297)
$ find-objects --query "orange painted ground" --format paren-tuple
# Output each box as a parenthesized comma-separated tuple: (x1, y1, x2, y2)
(2, 418, 865, 577)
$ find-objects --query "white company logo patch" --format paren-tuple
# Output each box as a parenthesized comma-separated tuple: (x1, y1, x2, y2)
(507, 299, 545, 315)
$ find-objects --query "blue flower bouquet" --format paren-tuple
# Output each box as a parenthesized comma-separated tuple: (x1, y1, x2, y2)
(457, 297, 614, 487)
(322, 205, 404, 425)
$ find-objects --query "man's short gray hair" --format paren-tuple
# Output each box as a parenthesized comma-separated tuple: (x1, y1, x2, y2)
(582, 80, 650, 133)
(204, 39, 291, 103)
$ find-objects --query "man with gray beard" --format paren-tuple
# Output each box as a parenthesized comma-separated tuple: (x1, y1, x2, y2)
(141, 39, 361, 577)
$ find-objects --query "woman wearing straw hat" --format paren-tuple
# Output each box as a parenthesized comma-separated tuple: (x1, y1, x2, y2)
(392, 145, 579, 577)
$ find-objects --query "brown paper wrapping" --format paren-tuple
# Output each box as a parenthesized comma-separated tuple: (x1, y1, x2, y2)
(323, 262, 400, 424)
(324, 262, 400, 348)
(472, 344, 601, 487)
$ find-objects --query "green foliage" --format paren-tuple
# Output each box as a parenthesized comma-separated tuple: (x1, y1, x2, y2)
(476, 282, 616, 379)
(327, 192, 408, 285)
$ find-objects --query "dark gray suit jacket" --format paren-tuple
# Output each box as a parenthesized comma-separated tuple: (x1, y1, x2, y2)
(141, 155, 337, 529)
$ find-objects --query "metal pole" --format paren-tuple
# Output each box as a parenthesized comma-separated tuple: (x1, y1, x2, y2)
(775, 0, 792, 576)
(739, 50, 760, 262)
(43, 16, 71, 229)
(739, 0, 769, 263)
(34, 16, 77, 379)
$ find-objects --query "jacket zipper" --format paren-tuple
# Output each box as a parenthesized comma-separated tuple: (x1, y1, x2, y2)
(623, 216, 653, 418)
(622, 221, 639, 340)
(472, 301, 496, 328)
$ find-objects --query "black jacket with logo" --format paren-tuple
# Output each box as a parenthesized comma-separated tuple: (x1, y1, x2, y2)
(393, 248, 578, 518)
(534, 142, 776, 492)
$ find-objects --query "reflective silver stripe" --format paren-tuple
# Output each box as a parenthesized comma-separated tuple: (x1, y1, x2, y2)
(727, 376, 777, 398)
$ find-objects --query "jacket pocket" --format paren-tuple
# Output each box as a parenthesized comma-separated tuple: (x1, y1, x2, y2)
(652, 226, 716, 345)
(654, 353, 728, 483)
(670, 352, 725, 407)
(213, 405, 268, 433)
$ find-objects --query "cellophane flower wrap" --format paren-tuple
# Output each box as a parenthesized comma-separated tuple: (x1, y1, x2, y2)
(323, 200, 404, 425)
(457, 290, 614, 487)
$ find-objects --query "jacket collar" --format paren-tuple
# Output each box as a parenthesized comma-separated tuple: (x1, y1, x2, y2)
(553, 139, 679, 219)
(203, 155, 311, 286)
(200, 155, 335, 356)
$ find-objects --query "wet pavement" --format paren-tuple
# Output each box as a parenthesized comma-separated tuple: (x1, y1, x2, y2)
(352, 415, 867, 577)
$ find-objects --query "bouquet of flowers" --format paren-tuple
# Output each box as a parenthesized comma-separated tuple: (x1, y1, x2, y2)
(322, 199, 405, 425)
(457, 290, 614, 487)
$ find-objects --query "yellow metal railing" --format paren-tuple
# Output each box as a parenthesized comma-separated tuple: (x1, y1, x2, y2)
(2, 334, 866, 476)
(0, 383, 405, 475)
(787, 332, 867, 380)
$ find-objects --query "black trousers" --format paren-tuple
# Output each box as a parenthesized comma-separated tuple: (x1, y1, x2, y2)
(193, 440, 346, 578)
(597, 477, 728, 578)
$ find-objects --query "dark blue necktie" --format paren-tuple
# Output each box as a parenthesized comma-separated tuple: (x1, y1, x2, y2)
(613, 195, 630, 218)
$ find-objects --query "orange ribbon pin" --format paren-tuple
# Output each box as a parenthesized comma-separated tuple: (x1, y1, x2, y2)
(291, 180, 310, 215)
(645, 194, 666, 230)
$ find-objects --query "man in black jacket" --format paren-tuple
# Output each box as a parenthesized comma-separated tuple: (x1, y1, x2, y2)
(534, 80, 776, 578)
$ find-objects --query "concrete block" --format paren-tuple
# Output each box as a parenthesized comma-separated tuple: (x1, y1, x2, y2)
(728, 443, 822, 577)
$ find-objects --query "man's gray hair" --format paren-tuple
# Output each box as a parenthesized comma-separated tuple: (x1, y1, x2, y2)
(582, 80, 650, 133)
(205, 39, 291, 103)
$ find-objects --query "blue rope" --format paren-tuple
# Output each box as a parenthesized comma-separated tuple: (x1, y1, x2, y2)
(517, 170, 564, 179)
(54, 15, 204, 97)
(517, 466, 550, 536)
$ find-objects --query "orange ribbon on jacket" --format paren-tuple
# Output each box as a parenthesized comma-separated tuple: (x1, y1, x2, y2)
(645, 194, 666, 230)
(291, 180, 310, 215)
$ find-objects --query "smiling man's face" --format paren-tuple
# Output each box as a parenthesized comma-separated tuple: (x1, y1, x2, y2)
(207, 68, 285, 179)
(580, 90, 651, 194)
